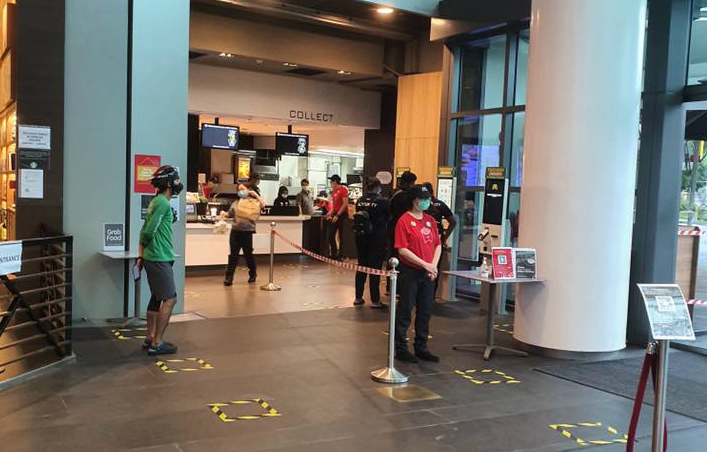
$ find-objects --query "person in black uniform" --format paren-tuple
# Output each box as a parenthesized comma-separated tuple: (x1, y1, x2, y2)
(353, 177, 391, 309)
(422, 182, 457, 296)
(274, 186, 290, 206)
(387, 171, 417, 293)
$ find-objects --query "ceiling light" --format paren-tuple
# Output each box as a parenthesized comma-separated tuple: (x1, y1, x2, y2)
(377, 6, 394, 14)
(283, 62, 298, 67)
(255, 59, 264, 64)
(218, 52, 233, 58)
(337, 70, 352, 75)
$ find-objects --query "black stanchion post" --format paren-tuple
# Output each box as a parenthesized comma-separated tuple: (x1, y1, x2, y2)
(652, 339, 669, 452)
(260, 222, 281, 292)
(371, 258, 408, 384)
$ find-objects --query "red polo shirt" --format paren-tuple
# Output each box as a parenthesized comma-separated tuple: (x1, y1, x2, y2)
(331, 185, 349, 214)
(395, 212, 441, 269)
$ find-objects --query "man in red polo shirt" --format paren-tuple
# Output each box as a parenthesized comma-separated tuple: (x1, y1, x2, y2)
(325, 174, 349, 260)
(394, 184, 442, 363)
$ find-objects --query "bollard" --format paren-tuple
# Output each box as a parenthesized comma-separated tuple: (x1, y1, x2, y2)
(260, 222, 281, 291)
(651, 340, 669, 452)
(371, 257, 408, 384)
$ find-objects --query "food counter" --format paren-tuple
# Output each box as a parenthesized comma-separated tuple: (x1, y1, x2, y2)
(186, 215, 310, 266)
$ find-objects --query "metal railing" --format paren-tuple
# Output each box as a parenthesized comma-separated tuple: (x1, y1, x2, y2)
(0, 236, 73, 383)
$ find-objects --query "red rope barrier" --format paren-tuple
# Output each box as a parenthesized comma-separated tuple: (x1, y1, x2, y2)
(626, 347, 667, 452)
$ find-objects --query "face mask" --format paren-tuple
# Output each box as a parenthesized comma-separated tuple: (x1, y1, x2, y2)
(418, 199, 431, 211)
(172, 182, 184, 196)
(238, 190, 249, 198)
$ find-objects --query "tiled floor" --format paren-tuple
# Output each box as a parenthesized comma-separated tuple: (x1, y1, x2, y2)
(1, 258, 706, 451)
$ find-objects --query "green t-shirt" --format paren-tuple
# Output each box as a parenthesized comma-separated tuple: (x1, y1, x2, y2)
(140, 194, 174, 262)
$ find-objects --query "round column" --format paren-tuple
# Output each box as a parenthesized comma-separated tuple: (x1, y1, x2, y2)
(515, 0, 647, 352)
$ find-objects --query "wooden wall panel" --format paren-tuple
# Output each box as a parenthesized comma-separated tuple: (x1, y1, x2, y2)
(394, 72, 442, 186)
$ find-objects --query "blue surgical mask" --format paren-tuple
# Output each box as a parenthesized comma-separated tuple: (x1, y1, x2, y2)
(418, 199, 431, 211)
(238, 190, 249, 198)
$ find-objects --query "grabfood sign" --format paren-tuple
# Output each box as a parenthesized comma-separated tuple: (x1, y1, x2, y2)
(289, 110, 334, 123)
(0, 241, 22, 275)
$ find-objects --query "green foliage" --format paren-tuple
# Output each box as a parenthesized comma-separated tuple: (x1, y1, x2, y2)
(682, 159, 707, 192)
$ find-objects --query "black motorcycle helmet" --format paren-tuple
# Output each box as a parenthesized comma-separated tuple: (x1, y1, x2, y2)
(151, 165, 181, 193)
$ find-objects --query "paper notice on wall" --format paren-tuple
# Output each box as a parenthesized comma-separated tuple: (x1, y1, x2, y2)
(19, 168, 43, 199)
(18, 125, 51, 150)
(0, 241, 22, 275)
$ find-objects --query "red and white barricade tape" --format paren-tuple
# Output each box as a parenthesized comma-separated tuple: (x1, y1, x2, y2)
(688, 299, 707, 306)
(272, 230, 390, 277)
(678, 230, 706, 236)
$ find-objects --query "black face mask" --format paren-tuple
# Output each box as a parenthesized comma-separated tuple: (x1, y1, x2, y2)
(172, 182, 184, 196)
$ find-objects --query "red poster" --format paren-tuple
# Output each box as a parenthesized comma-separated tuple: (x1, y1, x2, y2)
(491, 247, 515, 280)
(134, 154, 161, 194)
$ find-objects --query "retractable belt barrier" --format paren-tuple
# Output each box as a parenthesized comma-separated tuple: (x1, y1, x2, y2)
(626, 343, 667, 452)
(677, 230, 706, 236)
(271, 230, 391, 277)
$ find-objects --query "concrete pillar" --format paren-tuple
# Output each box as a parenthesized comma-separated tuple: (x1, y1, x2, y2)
(515, 0, 647, 352)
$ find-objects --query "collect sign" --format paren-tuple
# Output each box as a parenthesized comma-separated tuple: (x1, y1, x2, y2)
(134, 155, 161, 194)
(0, 241, 22, 275)
(103, 223, 125, 251)
(638, 284, 695, 341)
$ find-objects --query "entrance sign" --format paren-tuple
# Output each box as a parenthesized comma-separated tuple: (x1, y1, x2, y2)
(103, 223, 125, 251)
(638, 284, 695, 341)
(0, 241, 22, 275)
(134, 154, 161, 194)
(17, 125, 50, 150)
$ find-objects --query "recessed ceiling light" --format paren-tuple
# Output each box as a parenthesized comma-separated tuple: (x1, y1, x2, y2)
(377, 6, 394, 14)
(219, 52, 233, 58)
(283, 62, 298, 67)
(337, 70, 352, 75)
(255, 59, 264, 64)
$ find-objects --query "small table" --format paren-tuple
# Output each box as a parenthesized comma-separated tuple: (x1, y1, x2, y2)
(99, 251, 143, 327)
(444, 271, 543, 360)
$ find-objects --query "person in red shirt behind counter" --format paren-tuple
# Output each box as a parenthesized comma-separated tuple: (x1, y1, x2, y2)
(325, 174, 349, 260)
(394, 184, 442, 363)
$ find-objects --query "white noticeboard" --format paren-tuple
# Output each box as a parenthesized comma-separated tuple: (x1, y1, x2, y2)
(437, 177, 455, 208)
(18, 125, 51, 150)
(19, 169, 43, 199)
(0, 241, 22, 275)
(638, 284, 696, 341)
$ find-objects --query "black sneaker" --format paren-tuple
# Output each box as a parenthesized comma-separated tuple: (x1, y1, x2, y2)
(370, 301, 387, 309)
(148, 342, 178, 356)
(224, 279, 233, 287)
(248, 274, 257, 283)
(353, 298, 365, 306)
(141, 339, 152, 350)
(395, 348, 419, 363)
(415, 349, 440, 363)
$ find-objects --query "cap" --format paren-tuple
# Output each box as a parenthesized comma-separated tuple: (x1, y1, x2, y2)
(410, 184, 431, 200)
(329, 174, 341, 183)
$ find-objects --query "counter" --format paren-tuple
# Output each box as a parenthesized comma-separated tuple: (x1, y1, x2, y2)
(186, 215, 309, 266)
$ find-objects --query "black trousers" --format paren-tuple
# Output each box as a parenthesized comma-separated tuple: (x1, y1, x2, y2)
(327, 216, 344, 258)
(355, 237, 386, 302)
(226, 230, 256, 278)
(395, 265, 435, 352)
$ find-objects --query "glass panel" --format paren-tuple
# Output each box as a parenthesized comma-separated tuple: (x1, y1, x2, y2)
(510, 112, 525, 187)
(515, 30, 530, 105)
(455, 115, 502, 188)
(458, 35, 507, 111)
(688, 0, 707, 86)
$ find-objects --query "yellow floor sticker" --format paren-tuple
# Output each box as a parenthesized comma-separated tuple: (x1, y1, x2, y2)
(549, 422, 628, 447)
(111, 328, 148, 340)
(454, 369, 521, 385)
(494, 323, 514, 334)
(208, 398, 281, 422)
(155, 357, 214, 374)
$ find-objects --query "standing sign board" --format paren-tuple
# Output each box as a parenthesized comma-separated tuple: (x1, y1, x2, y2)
(0, 241, 22, 275)
(103, 223, 125, 251)
(638, 284, 695, 341)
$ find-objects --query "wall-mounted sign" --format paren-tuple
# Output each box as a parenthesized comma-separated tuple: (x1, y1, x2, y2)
(288, 110, 334, 123)
(395, 167, 411, 177)
(638, 284, 695, 341)
(0, 241, 22, 275)
(19, 168, 43, 199)
(237, 157, 251, 181)
(438, 166, 455, 177)
(134, 154, 161, 194)
(17, 125, 50, 150)
(103, 223, 125, 251)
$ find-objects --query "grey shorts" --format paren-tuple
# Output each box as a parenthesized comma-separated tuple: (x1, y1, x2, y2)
(144, 261, 176, 301)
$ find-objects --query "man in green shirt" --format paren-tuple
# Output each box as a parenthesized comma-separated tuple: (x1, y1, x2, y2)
(138, 165, 182, 356)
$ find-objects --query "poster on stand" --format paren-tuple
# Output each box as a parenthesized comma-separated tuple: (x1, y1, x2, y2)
(514, 248, 537, 279)
(638, 284, 695, 341)
(491, 247, 515, 279)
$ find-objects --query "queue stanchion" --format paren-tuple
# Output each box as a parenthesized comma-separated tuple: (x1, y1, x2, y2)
(652, 340, 669, 452)
(260, 222, 281, 292)
(371, 257, 408, 384)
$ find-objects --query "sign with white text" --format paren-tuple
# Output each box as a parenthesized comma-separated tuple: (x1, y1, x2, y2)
(18, 125, 51, 150)
(0, 241, 22, 275)
(103, 223, 125, 251)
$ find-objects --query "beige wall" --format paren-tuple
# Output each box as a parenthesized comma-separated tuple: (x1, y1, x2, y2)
(394, 72, 442, 186)
(191, 11, 384, 77)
